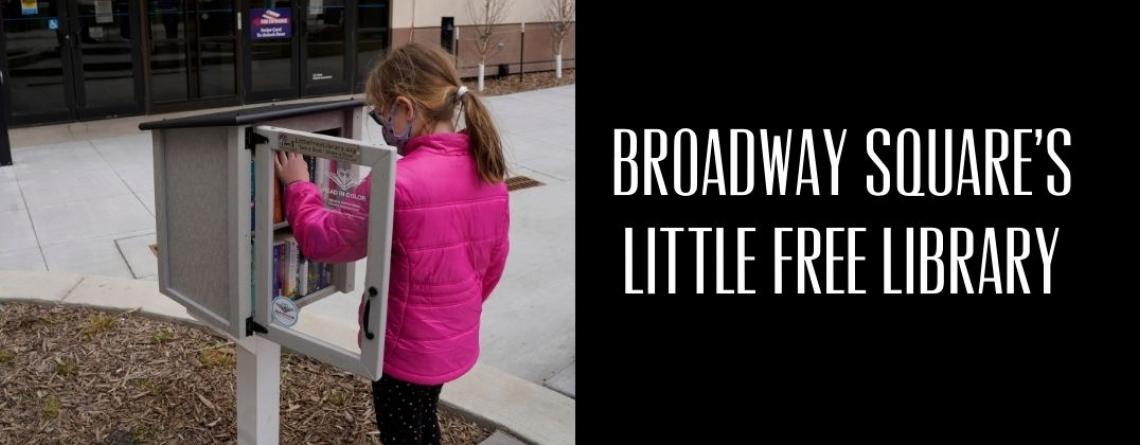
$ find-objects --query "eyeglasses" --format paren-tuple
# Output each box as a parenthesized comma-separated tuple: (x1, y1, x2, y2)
(367, 107, 384, 126)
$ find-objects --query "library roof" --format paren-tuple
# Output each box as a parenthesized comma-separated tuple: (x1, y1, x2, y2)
(139, 100, 366, 130)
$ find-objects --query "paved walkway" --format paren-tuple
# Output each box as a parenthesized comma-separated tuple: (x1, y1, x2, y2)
(0, 86, 575, 397)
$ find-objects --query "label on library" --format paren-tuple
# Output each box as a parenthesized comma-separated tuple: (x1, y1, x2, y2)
(273, 296, 299, 327)
(277, 132, 361, 163)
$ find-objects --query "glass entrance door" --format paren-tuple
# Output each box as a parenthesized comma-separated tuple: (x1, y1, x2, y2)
(66, 0, 144, 119)
(147, 0, 239, 108)
(2, 0, 142, 125)
(299, 0, 348, 95)
(243, 0, 350, 102)
(3, 0, 78, 124)
(244, 0, 298, 101)
(354, 0, 387, 90)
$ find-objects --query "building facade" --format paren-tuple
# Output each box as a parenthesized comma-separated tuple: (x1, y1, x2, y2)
(1, 0, 574, 127)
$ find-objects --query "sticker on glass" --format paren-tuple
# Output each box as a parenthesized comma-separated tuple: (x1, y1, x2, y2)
(272, 296, 299, 327)
(95, 0, 113, 24)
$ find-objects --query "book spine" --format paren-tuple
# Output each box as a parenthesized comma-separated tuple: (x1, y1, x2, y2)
(287, 240, 298, 297)
(298, 253, 308, 298)
(308, 260, 320, 294)
(273, 242, 280, 297)
(306, 156, 317, 186)
(273, 168, 285, 222)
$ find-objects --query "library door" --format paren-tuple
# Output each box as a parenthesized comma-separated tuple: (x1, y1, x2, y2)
(1, 0, 144, 125)
(243, 0, 350, 102)
(145, 0, 241, 110)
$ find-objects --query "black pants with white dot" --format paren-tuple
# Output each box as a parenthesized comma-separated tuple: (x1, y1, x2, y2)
(372, 374, 444, 445)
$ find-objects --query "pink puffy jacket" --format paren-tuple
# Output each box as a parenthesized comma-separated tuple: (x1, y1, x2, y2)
(284, 132, 510, 385)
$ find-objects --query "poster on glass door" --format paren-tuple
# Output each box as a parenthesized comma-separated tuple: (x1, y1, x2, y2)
(251, 8, 293, 40)
(21, 0, 38, 15)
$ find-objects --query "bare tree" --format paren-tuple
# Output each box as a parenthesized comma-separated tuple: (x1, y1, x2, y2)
(467, 0, 511, 91)
(545, 0, 575, 79)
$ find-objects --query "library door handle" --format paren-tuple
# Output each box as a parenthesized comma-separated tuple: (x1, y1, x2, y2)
(363, 286, 378, 340)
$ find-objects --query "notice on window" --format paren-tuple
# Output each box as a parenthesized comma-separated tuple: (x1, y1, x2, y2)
(21, 0, 38, 16)
(95, 0, 114, 24)
(251, 8, 292, 40)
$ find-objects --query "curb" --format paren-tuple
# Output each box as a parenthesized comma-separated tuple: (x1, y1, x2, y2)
(0, 270, 574, 444)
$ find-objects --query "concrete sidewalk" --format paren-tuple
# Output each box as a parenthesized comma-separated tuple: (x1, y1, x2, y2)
(0, 86, 575, 398)
(0, 270, 574, 445)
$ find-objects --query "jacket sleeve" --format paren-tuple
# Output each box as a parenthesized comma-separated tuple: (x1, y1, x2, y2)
(482, 204, 510, 301)
(283, 175, 371, 263)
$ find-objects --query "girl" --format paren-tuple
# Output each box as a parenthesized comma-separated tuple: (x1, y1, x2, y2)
(274, 43, 510, 445)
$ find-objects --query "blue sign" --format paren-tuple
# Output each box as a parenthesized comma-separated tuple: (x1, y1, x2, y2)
(48, 18, 59, 30)
(250, 8, 292, 40)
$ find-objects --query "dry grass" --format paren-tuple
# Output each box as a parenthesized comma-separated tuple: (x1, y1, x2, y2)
(464, 69, 575, 97)
(0, 302, 492, 444)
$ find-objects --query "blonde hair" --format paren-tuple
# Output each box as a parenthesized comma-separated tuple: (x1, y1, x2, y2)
(365, 43, 507, 183)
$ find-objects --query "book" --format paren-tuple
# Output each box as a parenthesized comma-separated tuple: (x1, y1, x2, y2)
(273, 171, 284, 224)
(254, 155, 348, 304)
(307, 258, 321, 295)
(298, 252, 309, 299)
(272, 240, 283, 297)
(286, 240, 298, 297)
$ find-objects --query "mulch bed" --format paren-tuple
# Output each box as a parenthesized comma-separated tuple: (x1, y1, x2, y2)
(463, 69, 575, 97)
(0, 302, 492, 444)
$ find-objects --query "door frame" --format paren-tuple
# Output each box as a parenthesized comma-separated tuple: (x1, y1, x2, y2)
(145, 0, 244, 114)
(2, 0, 144, 126)
(352, 0, 392, 92)
(299, 0, 352, 97)
(242, 0, 355, 102)
(252, 121, 396, 380)
(3, 0, 78, 125)
(241, 0, 300, 102)
(66, 0, 146, 121)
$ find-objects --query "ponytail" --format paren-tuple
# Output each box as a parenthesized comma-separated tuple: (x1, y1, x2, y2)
(459, 91, 507, 184)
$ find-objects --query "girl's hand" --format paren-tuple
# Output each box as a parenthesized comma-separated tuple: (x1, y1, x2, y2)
(274, 151, 310, 185)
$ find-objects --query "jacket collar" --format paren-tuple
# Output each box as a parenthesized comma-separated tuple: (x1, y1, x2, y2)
(403, 131, 470, 156)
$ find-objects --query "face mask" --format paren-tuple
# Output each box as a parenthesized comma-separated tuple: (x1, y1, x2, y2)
(381, 101, 414, 154)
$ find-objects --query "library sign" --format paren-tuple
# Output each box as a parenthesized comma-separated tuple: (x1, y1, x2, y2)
(251, 8, 292, 40)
